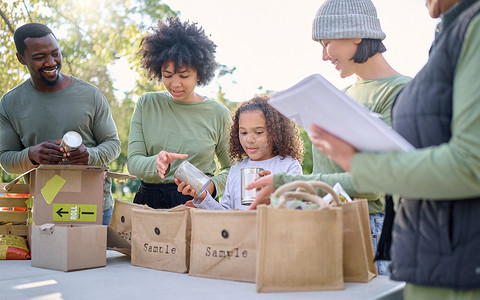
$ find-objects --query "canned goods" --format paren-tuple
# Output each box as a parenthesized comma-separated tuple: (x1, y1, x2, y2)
(174, 161, 211, 197)
(241, 168, 264, 205)
(60, 131, 82, 152)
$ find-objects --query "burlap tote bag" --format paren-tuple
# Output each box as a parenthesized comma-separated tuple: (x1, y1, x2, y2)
(256, 181, 344, 293)
(338, 196, 377, 282)
(108, 199, 153, 255)
(131, 205, 192, 273)
(189, 209, 257, 282)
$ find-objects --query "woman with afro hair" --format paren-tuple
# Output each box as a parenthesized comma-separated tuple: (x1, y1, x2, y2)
(127, 17, 232, 209)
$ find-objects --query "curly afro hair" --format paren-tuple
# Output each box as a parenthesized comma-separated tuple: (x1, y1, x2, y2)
(229, 96, 304, 163)
(139, 17, 217, 86)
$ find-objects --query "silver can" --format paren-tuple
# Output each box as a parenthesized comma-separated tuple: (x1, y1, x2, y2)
(174, 161, 211, 197)
(241, 168, 264, 205)
(60, 131, 82, 152)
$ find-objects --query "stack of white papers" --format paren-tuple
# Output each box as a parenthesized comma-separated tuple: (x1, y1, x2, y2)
(269, 74, 415, 152)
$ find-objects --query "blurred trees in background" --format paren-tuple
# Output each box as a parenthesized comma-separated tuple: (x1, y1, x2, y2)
(0, 0, 312, 187)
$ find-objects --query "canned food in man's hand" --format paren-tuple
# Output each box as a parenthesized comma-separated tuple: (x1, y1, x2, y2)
(60, 131, 82, 152)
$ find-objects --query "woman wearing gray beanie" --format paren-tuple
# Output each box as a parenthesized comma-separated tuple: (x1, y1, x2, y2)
(248, 0, 411, 276)
(310, 0, 412, 275)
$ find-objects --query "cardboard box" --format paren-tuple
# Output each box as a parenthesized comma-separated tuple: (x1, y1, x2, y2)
(31, 223, 107, 271)
(4, 165, 136, 226)
(0, 183, 30, 238)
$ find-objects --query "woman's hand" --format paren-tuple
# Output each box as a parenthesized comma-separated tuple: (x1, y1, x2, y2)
(156, 151, 188, 179)
(309, 124, 357, 172)
(246, 174, 274, 210)
(259, 170, 271, 176)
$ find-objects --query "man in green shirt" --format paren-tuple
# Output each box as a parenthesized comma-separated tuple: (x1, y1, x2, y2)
(0, 23, 120, 225)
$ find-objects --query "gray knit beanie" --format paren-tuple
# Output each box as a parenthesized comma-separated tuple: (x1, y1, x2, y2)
(312, 0, 386, 41)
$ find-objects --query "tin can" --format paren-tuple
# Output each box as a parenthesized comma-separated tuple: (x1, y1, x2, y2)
(60, 131, 82, 152)
(241, 168, 264, 205)
(174, 161, 211, 197)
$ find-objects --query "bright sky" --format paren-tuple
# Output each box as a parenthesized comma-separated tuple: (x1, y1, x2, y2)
(113, 0, 439, 102)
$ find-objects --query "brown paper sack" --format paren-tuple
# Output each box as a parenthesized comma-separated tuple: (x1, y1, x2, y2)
(256, 181, 344, 293)
(108, 199, 153, 255)
(131, 205, 191, 273)
(339, 197, 377, 282)
(189, 209, 257, 282)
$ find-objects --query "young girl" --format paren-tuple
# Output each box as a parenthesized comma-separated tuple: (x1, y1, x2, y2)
(179, 96, 303, 210)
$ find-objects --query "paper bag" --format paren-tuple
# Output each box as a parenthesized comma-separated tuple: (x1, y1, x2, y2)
(256, 181, 344, 292)
(131, 205, 191, 273)
(189, 209, 257, 282)
(108, 199, 153, 255)
(341, 198, 377, 282)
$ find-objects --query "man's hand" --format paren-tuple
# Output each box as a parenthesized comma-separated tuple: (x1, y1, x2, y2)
(156, 151, 188, 179)
(28, 140, 63, 165)
(62, 144, 89, 165)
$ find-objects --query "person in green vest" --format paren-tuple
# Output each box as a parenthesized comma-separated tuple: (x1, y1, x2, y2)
(308, 0, 480, 299)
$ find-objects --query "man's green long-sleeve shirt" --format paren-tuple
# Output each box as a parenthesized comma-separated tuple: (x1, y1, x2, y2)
(0, 77, 121, 209)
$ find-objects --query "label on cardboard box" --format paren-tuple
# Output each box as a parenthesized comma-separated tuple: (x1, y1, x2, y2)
(52, 204, 97, 222)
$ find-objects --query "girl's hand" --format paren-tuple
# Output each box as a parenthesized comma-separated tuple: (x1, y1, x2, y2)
(246, 174, 274, 210)
(174, 178, 207, 200)
(309, 124, 357, 172)
(184, 200, 196, 207)
(156, 151, 188, 179)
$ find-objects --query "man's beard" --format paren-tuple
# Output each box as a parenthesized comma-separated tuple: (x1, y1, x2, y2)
(40, 65, 61, 86)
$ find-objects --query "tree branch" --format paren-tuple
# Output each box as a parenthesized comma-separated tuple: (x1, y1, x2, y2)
(0, 8, 15, 34)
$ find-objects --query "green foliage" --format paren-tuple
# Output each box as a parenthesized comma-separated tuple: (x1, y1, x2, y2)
(299, 129, 313, 174)
(0, 0, 175, 180)
(0, 0, 314, 183)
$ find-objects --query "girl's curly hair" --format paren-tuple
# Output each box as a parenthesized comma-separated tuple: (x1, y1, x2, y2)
(138, 17, 217, 86)
(229, 96, 304, 163)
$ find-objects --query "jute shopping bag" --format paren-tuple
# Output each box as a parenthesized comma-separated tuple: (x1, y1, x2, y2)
(256, 181, 344, 292)
(189, 209, 257, 282)
(302, 182, 377, 282)
(108, 199, 153, 255)
(339, 197, 377, 282)
(131, 205, 191, 273)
